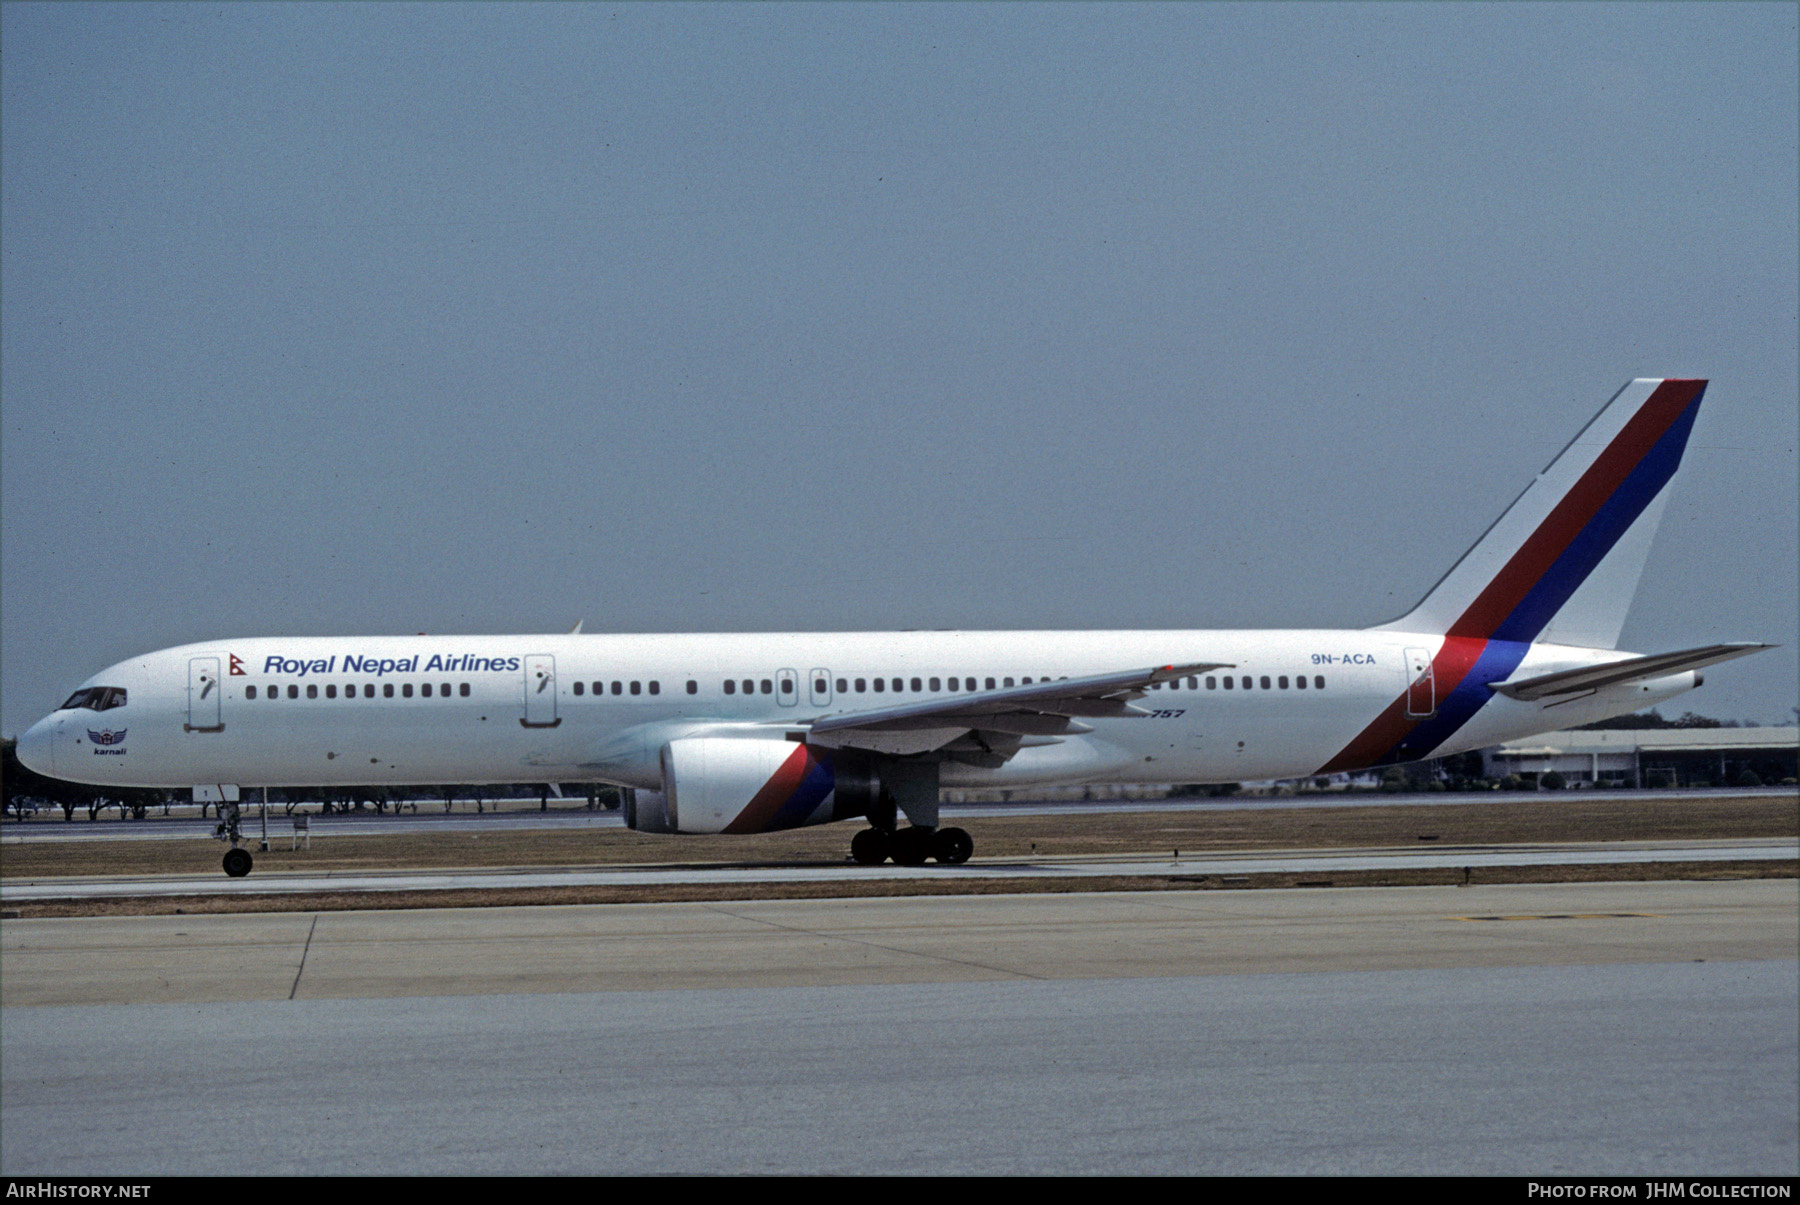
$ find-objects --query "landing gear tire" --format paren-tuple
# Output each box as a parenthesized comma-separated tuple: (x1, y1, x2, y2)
(932, 827, 973, 865)
(890, 827, 933, 866)
(851, 828, 890, 866)
(222, 848, 253, 878)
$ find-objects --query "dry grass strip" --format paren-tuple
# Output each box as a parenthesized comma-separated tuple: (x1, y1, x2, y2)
(4, 794, 1794, 880)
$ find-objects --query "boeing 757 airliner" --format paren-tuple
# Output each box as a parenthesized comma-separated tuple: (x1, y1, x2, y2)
(16, 378, 1771, 876)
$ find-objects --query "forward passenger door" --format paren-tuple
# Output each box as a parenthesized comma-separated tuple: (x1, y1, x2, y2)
(186, 656, 223, 732)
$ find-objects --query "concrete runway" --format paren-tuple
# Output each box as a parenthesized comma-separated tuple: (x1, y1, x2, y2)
(2, 879, 1794, 1174)
(3, 837, 1794, 902)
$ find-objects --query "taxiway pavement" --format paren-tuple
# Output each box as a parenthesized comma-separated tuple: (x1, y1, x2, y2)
(1, 879, 1793, 1175)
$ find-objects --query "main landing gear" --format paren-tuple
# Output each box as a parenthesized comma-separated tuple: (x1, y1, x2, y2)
(851, 825, 973, 866)
(214, 802, 254, 878)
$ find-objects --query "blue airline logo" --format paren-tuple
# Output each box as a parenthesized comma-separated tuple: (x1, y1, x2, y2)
(88, 727, 127, 754)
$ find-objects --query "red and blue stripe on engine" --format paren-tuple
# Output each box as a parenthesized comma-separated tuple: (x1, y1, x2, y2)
(722, 744, 838, 833)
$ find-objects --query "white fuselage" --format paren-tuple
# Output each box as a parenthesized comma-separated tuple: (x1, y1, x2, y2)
(20, 629, 1698, 793)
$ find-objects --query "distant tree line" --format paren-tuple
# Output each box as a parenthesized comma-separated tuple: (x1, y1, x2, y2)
(1, 737, 176, 820)
(1578, 709, 1755, 730)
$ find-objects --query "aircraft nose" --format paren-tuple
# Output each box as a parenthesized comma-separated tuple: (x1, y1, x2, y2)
(17, 716, 57, 778)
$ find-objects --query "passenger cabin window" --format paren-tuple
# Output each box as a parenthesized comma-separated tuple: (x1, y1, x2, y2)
(403, 683, 414, 698)
(1315, 675, 1325, 689)
(459, 683, 470, 697)
(630, 681, 641, 696)
(649, 681, 660, 695)
(573, 681, 584, 696)
(686, 680, 697, 695)
(287, 685, 299, 699)
(761, 680, 773, 695)
(872, 679, 884, 692)
(365, 684, 376, 698)
(724, 680, 736, 695)
(1296, 675, 1307, 689)
(246, 685, 257, 699)
(383, 684, 394, 698)
(929, 677, 940, 691)
(780, 679, 793, 695)
(1260, 676, 1271, 690)
(307, 684, 318, 699)
(422, 683, 433, 697)
(855, 678, 866, 692)
(1278, 676, 1288, 689)
(910, 677, 922, 692)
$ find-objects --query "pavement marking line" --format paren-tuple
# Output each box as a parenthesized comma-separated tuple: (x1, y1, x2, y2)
(1449, 912, 1665, 922)
(697, 902, 1050, 982)
(288, 914, 319, 1000)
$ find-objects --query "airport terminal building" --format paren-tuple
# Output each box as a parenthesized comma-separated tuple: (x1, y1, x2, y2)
(1481, 726, 1798, 789)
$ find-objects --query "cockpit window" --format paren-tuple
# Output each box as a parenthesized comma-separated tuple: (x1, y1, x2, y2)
(59, 687, 127, 712)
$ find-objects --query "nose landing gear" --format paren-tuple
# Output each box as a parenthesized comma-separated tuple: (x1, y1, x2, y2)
(850, 825, 973, 866)
(213, 803, 254, 877)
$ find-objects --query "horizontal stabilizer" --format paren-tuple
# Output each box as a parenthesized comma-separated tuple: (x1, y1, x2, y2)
(1487, 643, 1774, 702)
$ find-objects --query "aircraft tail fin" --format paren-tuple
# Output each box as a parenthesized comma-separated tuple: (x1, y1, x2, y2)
(1375, 378, 1707, 648)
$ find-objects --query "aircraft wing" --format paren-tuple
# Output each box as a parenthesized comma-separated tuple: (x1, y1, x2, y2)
(804, 661, 1232, 760)
(1487, 642, 1775, 703)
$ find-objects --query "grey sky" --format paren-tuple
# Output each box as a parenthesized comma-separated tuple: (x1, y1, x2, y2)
(4, 1, 1796, 739)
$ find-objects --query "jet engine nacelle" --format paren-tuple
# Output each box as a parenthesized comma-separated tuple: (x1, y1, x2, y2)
(649, 738, 875, 834)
